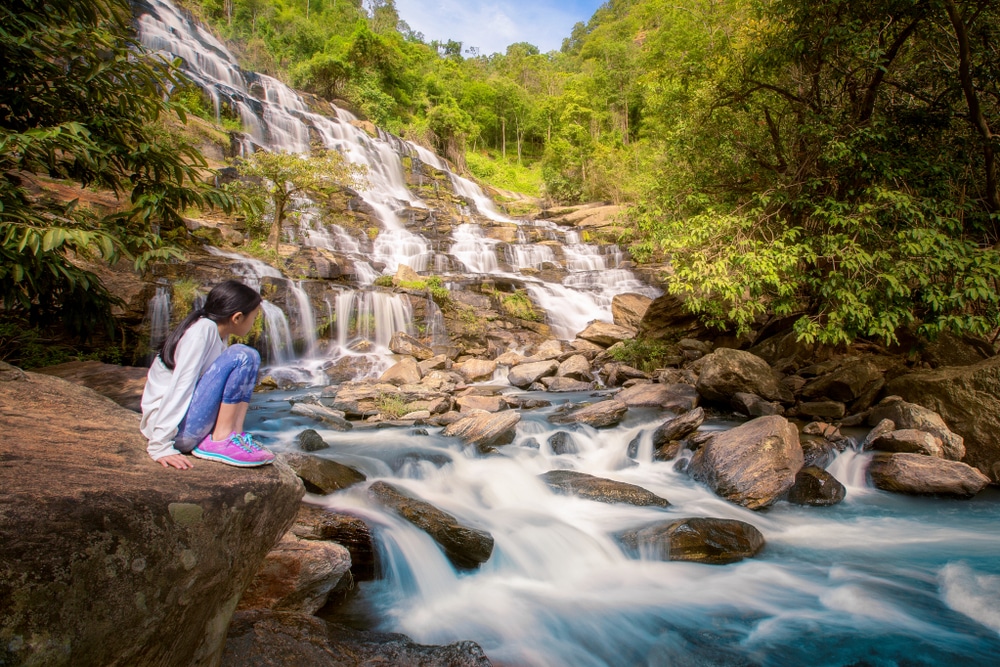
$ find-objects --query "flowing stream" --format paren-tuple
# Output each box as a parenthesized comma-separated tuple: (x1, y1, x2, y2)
(136, 3, 1000, 664)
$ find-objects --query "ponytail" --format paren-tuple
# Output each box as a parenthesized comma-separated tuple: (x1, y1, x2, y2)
(158, 280, 261, 370)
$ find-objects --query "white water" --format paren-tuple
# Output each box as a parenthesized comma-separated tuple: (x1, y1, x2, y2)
(146, 285, 171, 352)
(260, 300, 293, 364)
(246, 401, 1000, 666)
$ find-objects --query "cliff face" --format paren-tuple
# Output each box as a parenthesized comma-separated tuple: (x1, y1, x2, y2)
(0, 362, 304, 667)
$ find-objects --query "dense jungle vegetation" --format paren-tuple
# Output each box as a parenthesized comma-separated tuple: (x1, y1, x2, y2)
(2, 0, 999, 361)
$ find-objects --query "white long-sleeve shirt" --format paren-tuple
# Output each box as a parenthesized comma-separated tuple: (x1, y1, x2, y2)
(140, 317, 226, 460)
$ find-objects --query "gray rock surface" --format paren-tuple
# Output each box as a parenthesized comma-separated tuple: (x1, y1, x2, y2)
(389, 331, 435, 360)
(540, 470, 669, 507)
(507, 359, 559, 388)
(548, 400, 628, 429)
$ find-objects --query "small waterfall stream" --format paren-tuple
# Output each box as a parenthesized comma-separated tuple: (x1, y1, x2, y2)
(135, 3, 1000, 665)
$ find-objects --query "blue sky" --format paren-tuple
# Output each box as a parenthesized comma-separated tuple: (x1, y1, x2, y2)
(394, 0, 606, 56)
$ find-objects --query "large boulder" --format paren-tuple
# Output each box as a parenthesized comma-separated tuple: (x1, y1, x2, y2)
(694, 348, 793, 404)
(289, 402, 352, 431)
(619, 518, 765, 565)
(785, 466, 846, 506)
(577, 321, 636, 347)
(457, 358, 497, 383)
(507, 359, 559, 388)
(238, 533, 351, 614)
(869, 429, 945, 458)
(637, 293, 705, 340)
(539, 470, 670, 507)
(278, 453, 367, 495)
(222, 610, 493, 667)
(611, 293, 653, 329)
(555, 354, 594, 381)
(689, 415, 804, 510)
(798, 358, 884, 404)
(367, 481, 494, 569)
(379, 357, 422, 386)
(548, 399, 629, 429)
(442, 410, 521, 451)
(867, 453, 990, 498)
(651, 407, 705, 447)
(0, 367, 304, 667)
(867, 396, 965, 461)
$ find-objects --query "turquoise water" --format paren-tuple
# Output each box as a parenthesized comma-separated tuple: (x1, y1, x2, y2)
(247, 391, 1000, 666)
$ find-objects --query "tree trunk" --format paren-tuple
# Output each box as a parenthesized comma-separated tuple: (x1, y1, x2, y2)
(269, 196, 286, 251)
(944, 0, 999, 214)
(501, 116, 507, 160)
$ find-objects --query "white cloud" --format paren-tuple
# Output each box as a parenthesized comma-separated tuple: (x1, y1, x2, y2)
(395, 0, 600, 55)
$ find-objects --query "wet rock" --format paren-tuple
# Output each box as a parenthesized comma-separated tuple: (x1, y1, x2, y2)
(324, 382, 399, 417)
(507, 359, 559, 388)
(504, 396, 552, 410)
(531, 339, 572, 360)
(540, 470, 669, 507)
(291, 505, 377, 581)
(419, 370, 462, 393)
(494, 350, 525, 366)
(800, 438, 836, 468)
(456, 395, 505, 413)
(694, 348, 793, 404)
(222, 610, 492, 667)
(34, 360, 147, 411)
(547, 431, 577, 455)
(290, 402, 352, 431)
(861, 418, 895, 450)
(548, 399, 628, 429)
(570, 338, 605, 354)
(323, 355, 376, 384)
(541, 376, 594, 392)
(867, 453, 990, 498)
(797, 400, 846, 420)
(600, 362, 650, 387)
(0, 370, 304, 667)
(619, 518, 765, 564)
(868, 396, 965, 461)
(556, 354, 594, 381)
(379, 357, 422, 386)
(731, 392, 783, 417)
(296, 429, 329, 452)
(612, 293, 653, 329)
(652, 408, 705, 448)
(389, 332, 435, 361)
(457, 358, 497, 382)
(278, 453, 367, 495)
(870, 429, 945, 458)
(367, 481, 494, 569)
(616, 383, 699, 412)
(238, 533, 351, 615)
(577, 321, 637, 347)
(442, 410, 521, 451)
(417, 354, 450, 374)
(689, 415, 804, 510)
(786, 466, 846, 506)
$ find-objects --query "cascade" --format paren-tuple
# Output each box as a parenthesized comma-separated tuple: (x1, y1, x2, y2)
(146, 285, 171, 353)
(259, 300, 293, 364)
(289, 281, 318, 356)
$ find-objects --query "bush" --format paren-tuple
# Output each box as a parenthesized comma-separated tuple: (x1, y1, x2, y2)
(608, 338, 676, 373)
(500, 290, 541, 321)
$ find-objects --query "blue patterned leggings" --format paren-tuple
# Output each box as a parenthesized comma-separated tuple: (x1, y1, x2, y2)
(174, 344, 261, 453)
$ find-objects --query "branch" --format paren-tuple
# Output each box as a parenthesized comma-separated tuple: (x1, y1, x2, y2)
(858, 7, 927, 123)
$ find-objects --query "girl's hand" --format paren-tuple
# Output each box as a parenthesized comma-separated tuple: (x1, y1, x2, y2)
(158, 454, 194, 470)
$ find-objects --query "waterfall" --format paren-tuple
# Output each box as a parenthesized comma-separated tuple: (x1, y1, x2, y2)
(450, 224, 500, 274)
(290, 281, 317, 356)
(260, 300, 293, 364)
(334, 289, 414, 350)
(146, 285, 171, 353)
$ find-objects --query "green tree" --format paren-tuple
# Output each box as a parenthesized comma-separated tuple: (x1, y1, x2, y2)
(232, 150, 364, 250)
(0, 0, 228, 338)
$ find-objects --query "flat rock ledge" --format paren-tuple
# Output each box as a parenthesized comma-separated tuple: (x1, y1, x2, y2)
(0, 367, 304, 667)
(867, 452, 990, 498)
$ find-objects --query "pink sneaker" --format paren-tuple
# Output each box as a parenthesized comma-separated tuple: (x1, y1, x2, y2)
(192, 433, 274, 467)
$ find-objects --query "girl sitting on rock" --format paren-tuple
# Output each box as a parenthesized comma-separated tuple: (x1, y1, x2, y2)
(141, 279, 274, 469)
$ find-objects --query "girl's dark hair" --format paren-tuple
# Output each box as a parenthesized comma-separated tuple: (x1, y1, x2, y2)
(159, 280, 262, 370)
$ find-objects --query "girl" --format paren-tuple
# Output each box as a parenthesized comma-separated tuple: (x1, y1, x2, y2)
(140, 279, 274, 469)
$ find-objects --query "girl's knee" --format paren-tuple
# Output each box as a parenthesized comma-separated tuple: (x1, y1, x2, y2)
(230, 344, 261, 366)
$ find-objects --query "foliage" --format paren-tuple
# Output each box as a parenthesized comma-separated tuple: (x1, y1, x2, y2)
(397, 275, 450, 306)
(608, 338, 676, 373)
(500, 290, 541, 321)
(170, 278, 202, 321)
(373, 274, 394, 287)
(1, 0, 229, 339)
(374, 391, 409, 418)
(229, 149, 364, 250)
(465, 151, 543, 197)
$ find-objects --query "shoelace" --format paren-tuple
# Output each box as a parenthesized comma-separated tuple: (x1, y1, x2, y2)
(237, 432, 265, 451)
(228, 433, 255, 453)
